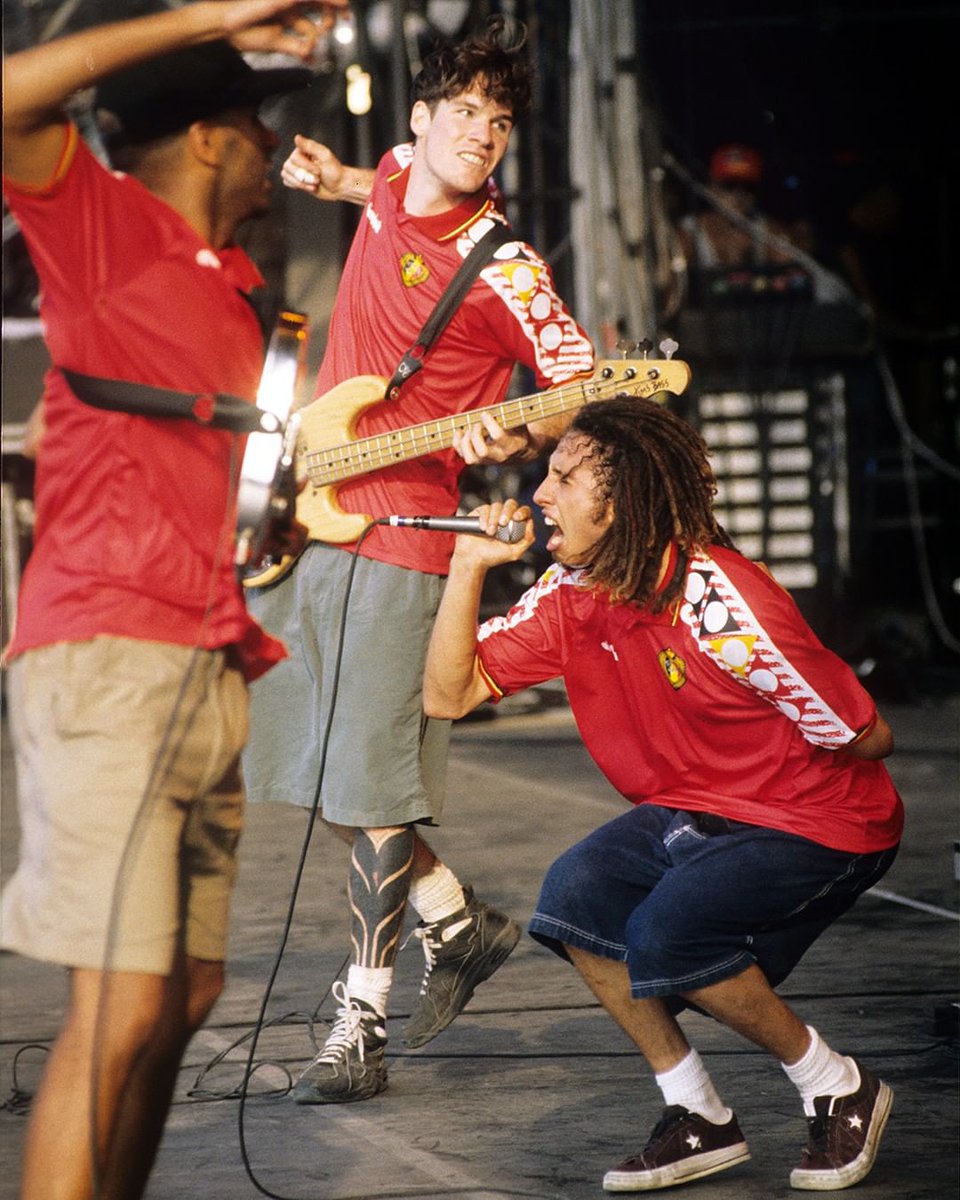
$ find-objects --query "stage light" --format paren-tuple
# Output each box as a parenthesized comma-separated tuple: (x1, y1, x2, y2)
(333, 12, 356, 45)
(346, 63, 372, 115)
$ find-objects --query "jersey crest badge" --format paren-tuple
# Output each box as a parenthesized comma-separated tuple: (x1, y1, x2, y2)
(400, 252, 430, 287)
(658, 647, 686, 690)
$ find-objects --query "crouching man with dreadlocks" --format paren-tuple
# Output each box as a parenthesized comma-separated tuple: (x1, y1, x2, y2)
(421, 396, 902, 1194)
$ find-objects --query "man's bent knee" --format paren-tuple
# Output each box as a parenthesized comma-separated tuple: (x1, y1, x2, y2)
(186, 957, 225, 1031)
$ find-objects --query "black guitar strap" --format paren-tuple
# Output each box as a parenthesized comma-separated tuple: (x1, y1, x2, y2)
(384, 219, 514, 399)
(59, 369, 278, 435)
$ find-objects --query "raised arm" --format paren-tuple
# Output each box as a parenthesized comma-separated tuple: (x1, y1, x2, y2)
(423, 503, 534, 719)
(2, 0, 335, 185)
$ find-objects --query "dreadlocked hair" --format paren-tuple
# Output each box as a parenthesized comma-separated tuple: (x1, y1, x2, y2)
(570, 396, 736, 611)
(412, 15, 533, 122)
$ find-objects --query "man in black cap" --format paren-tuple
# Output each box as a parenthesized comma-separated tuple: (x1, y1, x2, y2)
(1, 4, 342, 1197)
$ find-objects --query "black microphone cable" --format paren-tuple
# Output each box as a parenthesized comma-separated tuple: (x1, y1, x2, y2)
(233, 519, 564, 1200)
(236, 521, 376, 1199)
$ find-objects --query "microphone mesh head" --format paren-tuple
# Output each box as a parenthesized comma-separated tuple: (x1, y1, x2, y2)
(494, 520, 526, 544)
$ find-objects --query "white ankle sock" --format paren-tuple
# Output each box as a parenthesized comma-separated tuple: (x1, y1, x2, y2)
(345, 965, 392, 1017)
(782, 1026, 861, 1116)
(655, 1048, 732, 1125)
(407, 862, 465, 923)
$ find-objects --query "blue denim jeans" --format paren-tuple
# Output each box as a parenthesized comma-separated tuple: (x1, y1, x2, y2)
(529, 804, 898, 999)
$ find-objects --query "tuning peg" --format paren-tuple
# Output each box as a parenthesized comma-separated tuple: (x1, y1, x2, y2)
(615, 338, 638, 358)
(637, 338, 654, 358)
(659, 338, 679, 360)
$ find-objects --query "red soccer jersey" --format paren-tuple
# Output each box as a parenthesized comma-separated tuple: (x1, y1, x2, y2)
(477, 545, 903, 853)
(314, 145, 595, 574)
(3, 128, 285, 680)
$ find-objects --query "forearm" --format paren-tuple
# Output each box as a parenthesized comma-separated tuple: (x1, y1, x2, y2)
(845, 712, 894, 760)
(320, 166, 374, 205)
(423, 558, 494, 719)
(3, 5, 218, 133)
(4, 1, 323, 184)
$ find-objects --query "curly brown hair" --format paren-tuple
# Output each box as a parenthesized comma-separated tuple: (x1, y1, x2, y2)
(567, 396, 736, 611)
(412, 15, 533, 122)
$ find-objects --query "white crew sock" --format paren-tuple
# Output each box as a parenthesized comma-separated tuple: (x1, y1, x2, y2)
(345, 965, 392, 1017)
(407, 862, 466, 923)
(781, 1025, 861, 1116)
(655, 1048, 733, 1125)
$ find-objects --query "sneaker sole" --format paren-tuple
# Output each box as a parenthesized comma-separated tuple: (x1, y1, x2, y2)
(789, 1083, 893, 1191)
(403, 920, 522, 1048)
(291, 1069, 389, 1105)
(603, 1143, 751, 1192)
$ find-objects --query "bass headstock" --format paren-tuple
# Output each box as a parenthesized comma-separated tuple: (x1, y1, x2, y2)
(591, 337, 691, 401)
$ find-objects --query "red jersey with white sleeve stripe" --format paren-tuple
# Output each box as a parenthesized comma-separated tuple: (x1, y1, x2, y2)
(315, 145, 595, 575)
(476, 544, 903, 853)
(2, 128, 285, 680)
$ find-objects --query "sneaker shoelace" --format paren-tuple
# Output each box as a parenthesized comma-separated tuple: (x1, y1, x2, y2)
(312, 980, 375, 1065)
(409, 926, 439, 995)
(407, 912, 475, 996)
(645, 1106, 692, 1149)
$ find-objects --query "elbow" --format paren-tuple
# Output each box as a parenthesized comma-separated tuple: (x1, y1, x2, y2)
(422, 682, 469, 722)
(423, 696, 472, 721)
(848, 714, 895, 761)
(423, 678, 488, 721)
(865, 725, 895, 760)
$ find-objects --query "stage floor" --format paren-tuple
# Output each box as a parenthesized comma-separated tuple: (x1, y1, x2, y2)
(1, 685, 957, 1200)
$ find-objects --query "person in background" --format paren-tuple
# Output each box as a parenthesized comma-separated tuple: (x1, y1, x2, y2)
(422, 395, 901, 1194)
(678, 142, 810, 274)
(245, 16, 595, 1105)
(0, 4, 345, 1196)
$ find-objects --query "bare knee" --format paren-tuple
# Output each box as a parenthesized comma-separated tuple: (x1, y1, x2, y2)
(185, 957, 224, 1031)
(68, 969, 176, 1069)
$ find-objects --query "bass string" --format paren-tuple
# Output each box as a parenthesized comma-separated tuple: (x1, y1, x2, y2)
(299, 372, 651, 484)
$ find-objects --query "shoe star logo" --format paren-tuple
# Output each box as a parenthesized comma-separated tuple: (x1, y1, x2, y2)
(684, 1132, 702, 1151)
(847, 1114, 864, 1131)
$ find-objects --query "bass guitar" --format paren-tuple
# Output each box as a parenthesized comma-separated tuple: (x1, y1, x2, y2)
(242, 354, 691, 588)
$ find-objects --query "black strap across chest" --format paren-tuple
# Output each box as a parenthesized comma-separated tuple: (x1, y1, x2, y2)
(384, 219, 514, 399)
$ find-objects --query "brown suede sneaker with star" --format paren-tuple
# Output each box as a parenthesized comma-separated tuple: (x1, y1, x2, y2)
(603, 1105, 750, 1192)
(790, 1060, 893, 1190)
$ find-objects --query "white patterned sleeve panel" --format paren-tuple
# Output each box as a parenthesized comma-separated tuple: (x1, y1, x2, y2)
(677, 554, 864, 749)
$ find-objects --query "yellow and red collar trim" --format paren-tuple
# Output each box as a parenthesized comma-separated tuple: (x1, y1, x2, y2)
(387, 163, 498, 242)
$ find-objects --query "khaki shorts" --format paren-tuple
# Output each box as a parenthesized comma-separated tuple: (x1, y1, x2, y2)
(1, 638, 249, 974)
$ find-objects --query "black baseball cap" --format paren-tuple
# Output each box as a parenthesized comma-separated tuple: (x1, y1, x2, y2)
(95, 40, 311, 147)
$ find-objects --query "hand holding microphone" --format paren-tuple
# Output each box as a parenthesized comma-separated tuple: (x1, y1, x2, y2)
(387, 514, 526, 543)
(385, 500, 534, 562)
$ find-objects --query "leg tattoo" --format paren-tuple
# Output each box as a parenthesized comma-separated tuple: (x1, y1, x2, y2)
(350, 827, 415, 968)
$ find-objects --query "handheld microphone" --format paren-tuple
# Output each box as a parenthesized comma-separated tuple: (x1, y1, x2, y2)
(387, 514, 527, 544)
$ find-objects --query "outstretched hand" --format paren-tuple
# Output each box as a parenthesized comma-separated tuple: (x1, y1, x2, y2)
(282, 133, 344, 197)
(281, 133, 373, 203)
(223, 0, 348, 62)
